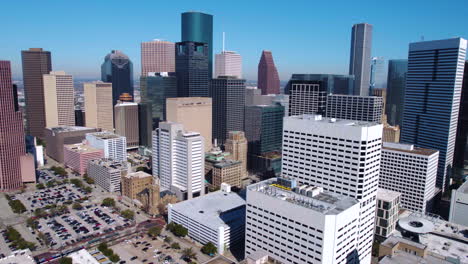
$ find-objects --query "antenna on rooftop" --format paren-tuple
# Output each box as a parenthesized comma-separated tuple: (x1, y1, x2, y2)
(222, 32, 225, 52)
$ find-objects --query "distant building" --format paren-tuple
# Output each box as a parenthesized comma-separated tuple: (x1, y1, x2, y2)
(114, 102, 139, 149)
(215, 51, 242, 78)
(152, 122, 205, 200)
(224, 131, 248, 179)
(74, 109, 85, 127)
(349, 23, 373, 96)
(141, 40, 175, 76)
(375, 188, 401, 238)
(138, 102, 153, 148)
(205, 147, 242, 188)
(245, 178, 360, 264)
(166, 97, 212, 150)
(383, 125, 400, 143)
(44, 126, 99, 163)
(449, 180, 468, 226)
(284, 74, 355, 95)
(326, 94, 383, 123)
(168, 185, 245, 254)
(86, 132, 127, 162)
(175, 41, 209, 97)
(63, 143, 104, 176)
(21, 48, 52, 138)
(257, 50, 280, 95)
(370, 56, 387, 92)
(385, 59, 407, 127)
(245, 88, 275, 106)
(43, 71, 75, 127)
(286, 78, 326, 116)
(379, 142, 439, 213)
(87, 158, 127, 192)
(101, 50, 133, 106)
(210, 76, 245, 145)
(84, 81, 114, 132)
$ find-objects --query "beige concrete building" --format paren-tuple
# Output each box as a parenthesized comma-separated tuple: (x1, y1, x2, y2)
(141, 40, 175, 76)
(205, 146, 242, 188)
(43, 71, 75, 127)
(166, 97, 212, 150)
(84, 81, 114, 132)
(114, 102, 139, 149)
(225, 131, 248, 178)
(121, 171, 153, 200)
(383, 125, 400, 142)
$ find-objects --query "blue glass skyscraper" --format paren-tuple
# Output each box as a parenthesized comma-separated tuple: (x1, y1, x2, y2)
(401, 38, 467, 192)
(369, 56, 387, 93)
(182, 12, 213, 78)
(101, 50, 134, 106)
(386, 59, 407, 126)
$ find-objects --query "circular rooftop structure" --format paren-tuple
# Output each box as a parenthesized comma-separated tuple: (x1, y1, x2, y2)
(399, 216, 435, 234)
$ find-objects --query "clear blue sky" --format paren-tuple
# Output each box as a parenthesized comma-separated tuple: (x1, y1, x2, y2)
(1, 0, 467, 81)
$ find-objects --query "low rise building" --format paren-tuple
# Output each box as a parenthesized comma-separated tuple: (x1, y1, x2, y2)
(375, 188, 401, 238)
(0, 249, 35, 264)
(205, 146, 242, 188)
(449, 180, 468, 226)
(87, 158, 127, 192)
(69, 249, 100, 264)
(121, 171, 154, 200)
(168, 184, 246, 254)
(86, 132, 127, 162)
(63, 143, 104, 175)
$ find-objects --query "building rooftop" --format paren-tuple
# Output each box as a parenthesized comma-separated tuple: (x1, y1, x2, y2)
(456, 180, 468, 194)
(64, 143, 102, 153)
(47, 126, 96, 133)
(383, 142, 439, 156)
(379, 250, 453, 264)
(377, 188, 401, 202)
(327, 94, 382, 99)
(89, 158, 127, 171)
(286, 114, 380, 128)
(69, 249, 100, 264)
(248, 178, 359, 215)
(169, 190, 246, 230)
(123, 171, 152, 179)
(87, 131, 122, 140)
(166, 97, 212, 105)
(0, 250, 35, 264)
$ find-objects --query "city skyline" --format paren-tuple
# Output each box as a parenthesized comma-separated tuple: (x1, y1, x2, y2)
(2, 0, 467, 81)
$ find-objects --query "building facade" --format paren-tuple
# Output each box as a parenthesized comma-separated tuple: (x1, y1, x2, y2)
(101, 50, 133, 106)
(257, 50, 280, 95)
(86, 132, 127, 162)
(166, 97, 212, 150)
(449, 180, 468, 226)
(375, 188, 401, 238)
(121, 171, 154, 200)
(214, 51, 242, 78)
(369, 56, 387, 93)
(287, 81, 326, 116)
(21, 48, 52, 138)
(205, 148, 242, 188)
(349, 23, 373, 96)
(224, 131, 248, 178)
(114, 102, 139, 149)
(84, 81, 114, 132)
(141, 40, 175, 76)
(379, 142, 439, 213)
(210, 76, 245, 145)
(43, 71, 75, 127)
(454, 61, 468, 170)
(63, 143, 104, 175)
(385, 59, 407, 127)
(400, 38, 467, 192)
(175, 41, 209, 97)
(325, 94, 383, 123)
(87, 158, 127, 192)
(285, 74, 355, 95)
(282, 115, 382, 263)
(383, 125, 400, 143)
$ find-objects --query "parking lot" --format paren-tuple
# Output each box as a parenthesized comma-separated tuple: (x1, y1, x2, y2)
(36, 204, 132, 249)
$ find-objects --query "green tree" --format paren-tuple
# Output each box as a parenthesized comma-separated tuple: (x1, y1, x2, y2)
(58, 257, 72, 264)
(84, 175, 95, 184)
(26, 217, 38, 229)
(9, 199, 26, 214)
(46, 180, 56, 188)
(164, 237, 172, 243)
(167, 222, 188, 237)
(70, 178, 83, 188)
(181, 247, 197, 260)
(201, 242, 217, 256)
(97, 242, 108, 252)
(136, 166, 146, 172)
(120, 209, 134, 220)
(36, 183, 45, 189)
(83, 186, 93, 194)
(148, 226, 162, 237)
(101, 198, 116, 207)
(171, 242, 180, 249)
(37, 232, 50, 247)
(72, 202, 83, 210)
(109, 254, 120, 263)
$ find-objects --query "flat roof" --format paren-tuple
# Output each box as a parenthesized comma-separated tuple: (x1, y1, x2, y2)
(47, 126, 96, 133)
(124, 171, 152, 179)
(286, 114, 379, 128)
(383, 142, 438, 156)
(64, 143, 102, 153)
(377, 188, 401, 202)
(380, 250, 452, 264)
(456, 180, 468, 194)
(248, 178, 359, 215)
(87, 132, 122, 140)
(69, 249, 100, 264)
(170, 190, 245, 230)
(89, 158, 126, 170)
(0, 250, 35, 264)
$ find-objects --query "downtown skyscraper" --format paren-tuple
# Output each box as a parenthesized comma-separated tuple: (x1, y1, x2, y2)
(215, 51, 242, 78)
(401, 38, 467, 192)
(182, 12, 213, 78)
(385, 59, 408, 126)
(0, 61, 27, 191)
(101, 50, 134, 106)
(141, 40, 175, 76)
(21, 48, 52, 138)
(257, 50, 280, 95)
(175, 41, 209, 97)
(43, 71, 75, 127)
(349, 23, 373, 96)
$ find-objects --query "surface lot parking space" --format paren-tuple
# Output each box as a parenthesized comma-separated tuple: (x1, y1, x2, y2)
(36, 204, 131, 249)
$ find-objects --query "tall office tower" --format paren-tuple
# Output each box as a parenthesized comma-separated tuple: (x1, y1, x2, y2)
(225, 131, 248, 178)
(43, 71, 75, 127)
(21, 48, 52, 137)
(138, 103, 152, 148)
(84, 81, 114, 132)
(152, 122, 205, 200)
(215, 51, 242, 78)
(0, 61, 27, 191)
(141, 40, 175, 76)
(140, 72, 177, 128)
(210, 76, 245, 145)
(285, 78, 326, 116)
(282, 115, 383, 263)
(401, 38, 467, 192)
(181, 11, 213, 78)
(245, 178, 361, 263)
(385, 60, 408, 126)
(86, 132, 127, 162)
(101, 50, 133, 106)
(349, 23, 373, 96)
(326, 94, 383, 123)
(369, 57, 387, 93)
(454, 61, 468, 169)
(114, 102, 139, 149)
(378, 142, 438, 213)
(257, 50, 280, 95)
(166, 97, 212, 151)
(175, 41, 209, 97)
(285, 74, 355, 95)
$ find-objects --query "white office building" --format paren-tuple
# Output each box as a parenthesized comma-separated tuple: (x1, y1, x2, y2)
(86, 132, 127, 162)
(245, 177, 360, 264)
(379, 142, 439, 213)
(449, 180, 468, 226)
(87, 158, 127, 192)
(152, 122, 205, 200)
(215, 51, 242, 78)
(282, 115, 382, 264)
(168, 184, 245, 254)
